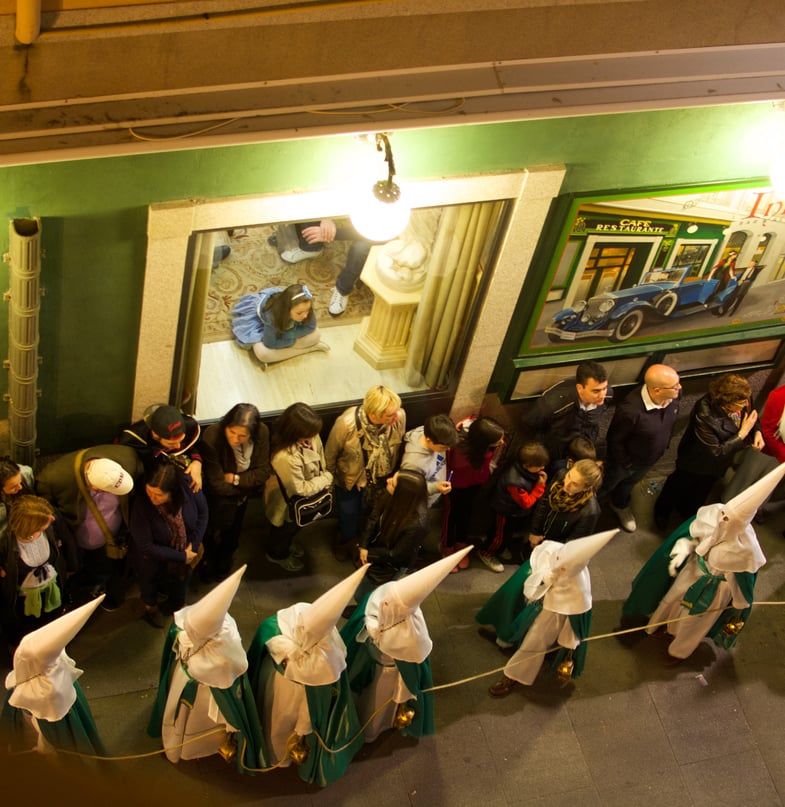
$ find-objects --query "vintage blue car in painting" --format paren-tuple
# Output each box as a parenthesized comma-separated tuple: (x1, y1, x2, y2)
(545, 266, 740, 343)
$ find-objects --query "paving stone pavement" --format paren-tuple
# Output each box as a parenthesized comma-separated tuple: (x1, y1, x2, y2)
(3, 369, 785, 805)
(2, 484, 785, 807)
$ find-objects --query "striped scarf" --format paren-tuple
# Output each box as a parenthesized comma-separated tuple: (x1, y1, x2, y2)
(547, 479, 594, 513)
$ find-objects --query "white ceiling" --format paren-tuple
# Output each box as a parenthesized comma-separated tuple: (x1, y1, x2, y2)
(1, 0, 785, 164)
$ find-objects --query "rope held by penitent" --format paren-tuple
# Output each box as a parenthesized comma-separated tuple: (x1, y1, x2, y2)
(17, 601, 785, 764)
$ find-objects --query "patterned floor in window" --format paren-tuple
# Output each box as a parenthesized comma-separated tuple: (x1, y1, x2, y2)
(204, 225, 374, 343)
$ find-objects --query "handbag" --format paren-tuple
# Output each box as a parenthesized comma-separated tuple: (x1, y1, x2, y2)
(274, 470, 333, 528)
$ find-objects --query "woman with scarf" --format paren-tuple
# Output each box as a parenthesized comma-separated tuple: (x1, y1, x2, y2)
(231, 283, 330, 368)
(528, 459, 603, 549)
(325, 385, 407, 561)
(0, 495, 72, 649)
(129, 461, 208, 628)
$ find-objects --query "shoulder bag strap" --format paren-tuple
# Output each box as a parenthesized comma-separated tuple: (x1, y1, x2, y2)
(273, 469, 292, 505)
(273, 447, 323, 502)
(354, 406, 372, 479)
(74, 450, 118, 549)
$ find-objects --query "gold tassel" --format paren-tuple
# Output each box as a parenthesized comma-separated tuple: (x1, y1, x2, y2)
(217, 732, 237, 762)
(393, 703, 416, 729)
(722, 618, 745, 637)
(286, 733, 310, 765)
(555, 658, 574, 683)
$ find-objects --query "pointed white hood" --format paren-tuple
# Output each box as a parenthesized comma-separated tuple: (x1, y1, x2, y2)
(5, 596, 103, 721)
(361, 546, 473, 663)
(524, 530, 618, 615)
(173, 565, 247, 688)
(267, 565, 369, 686)
(694, 462, 785, 573)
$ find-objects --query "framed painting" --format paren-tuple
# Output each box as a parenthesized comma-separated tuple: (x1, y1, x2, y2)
(496, 180, 785, 400)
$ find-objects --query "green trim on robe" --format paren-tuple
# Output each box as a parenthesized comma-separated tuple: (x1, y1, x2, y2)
(341, 593, 435, 739)
(622, 518, 695, 617)
(707, 570, 756, 651)
(147, 621, 267, 774)
(477, 562, 592, 681)
(622, 518, 757, 651)
(552, 611, 591, 679)
(1, 681, 106, 756)
(475, 560, 533, 644)
(247, 614, 364, 787)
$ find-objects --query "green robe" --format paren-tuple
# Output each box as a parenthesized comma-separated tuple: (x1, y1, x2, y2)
(1, 680, 105, 756)
(622, 516, 757, 650)
(147, 622, 266, 774)
(622, 518, 695, 618)
(247, 614, 363, 787)
(340, 593, 435, 739)
(476, 560, 592, 678)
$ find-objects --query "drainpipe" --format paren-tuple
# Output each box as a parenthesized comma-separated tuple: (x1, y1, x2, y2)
(16, 0, 41, 45)
(4, 218, 42, 466)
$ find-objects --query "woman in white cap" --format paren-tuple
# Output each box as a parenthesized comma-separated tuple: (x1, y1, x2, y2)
(478, 530, 617, 697)
(2, 596, 105, 755)
(246, 565, 368, 786)
(0, 496, 74, 650)
(624, 462, 785, 665)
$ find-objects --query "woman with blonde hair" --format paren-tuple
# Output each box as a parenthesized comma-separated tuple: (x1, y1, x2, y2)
(325, 385, 407, 561)
(0, 495, 71, 648)
(527, 459, 603, 548)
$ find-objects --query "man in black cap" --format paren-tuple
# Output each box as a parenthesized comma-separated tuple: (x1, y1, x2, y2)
(117, 404, 204, 491)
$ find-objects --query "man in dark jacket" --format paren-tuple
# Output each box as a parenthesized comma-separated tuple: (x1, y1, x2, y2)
(603, 364, 681, 532)
(522, 360, 611, 467)
(117, 404, 203, 492)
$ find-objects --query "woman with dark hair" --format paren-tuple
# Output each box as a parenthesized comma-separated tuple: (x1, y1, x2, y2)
(356, 468, 429, 599)
(231, 283, 329, 368)
(200, 403, 271, 582)
(0, 456, 35, 534)
(130, 462, 208, 628)
(265, 402, 333, 572)
(654, 373, 763, 527)
(0, 495, 71, 648)
(440, 416, 506, 572)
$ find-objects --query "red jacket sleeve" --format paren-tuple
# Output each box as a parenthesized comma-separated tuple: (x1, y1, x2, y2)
(506, 481, 546, 511)
(761, 386, 785, 464)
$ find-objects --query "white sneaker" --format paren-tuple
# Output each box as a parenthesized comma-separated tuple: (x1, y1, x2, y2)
(611, 503, 637, 532)
(328, 287, 349, 316)
(479, 553, 505, 573)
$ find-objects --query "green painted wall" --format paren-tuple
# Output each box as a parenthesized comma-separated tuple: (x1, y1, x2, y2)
(0, 102, 778, 452)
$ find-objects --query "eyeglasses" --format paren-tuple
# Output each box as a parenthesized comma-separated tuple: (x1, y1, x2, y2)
(656, 383, 681, 391)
